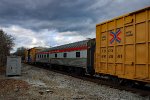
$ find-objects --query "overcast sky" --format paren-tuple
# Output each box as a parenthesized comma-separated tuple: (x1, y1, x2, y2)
(0, 0, 150, 52)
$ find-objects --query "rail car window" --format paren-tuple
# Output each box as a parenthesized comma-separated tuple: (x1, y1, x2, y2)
(76, 52, 80, 58)
(47, 54, 49, 58)
(63, 53, 67, 58)
(55, 54, 57, 58)
(44, 55, 46, 58)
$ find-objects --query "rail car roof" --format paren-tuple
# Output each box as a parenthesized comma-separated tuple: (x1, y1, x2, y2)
(39, 39, 89, 53)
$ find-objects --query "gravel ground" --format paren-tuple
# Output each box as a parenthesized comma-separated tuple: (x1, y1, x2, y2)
(0, 64, 149, 100)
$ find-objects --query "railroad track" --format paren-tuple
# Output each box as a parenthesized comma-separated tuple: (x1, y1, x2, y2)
(50, 69, 150, 97)
(27, 64, 150, 97)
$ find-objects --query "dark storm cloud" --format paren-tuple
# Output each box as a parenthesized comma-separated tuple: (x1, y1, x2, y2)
(0, 0, 80, 33)
(0, 0, 150, 35)
(0, 0, 149, 52)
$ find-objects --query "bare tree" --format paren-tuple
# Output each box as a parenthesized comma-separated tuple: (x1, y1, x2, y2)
(0, 30, 15, 67)
(13, 47, 28, 61)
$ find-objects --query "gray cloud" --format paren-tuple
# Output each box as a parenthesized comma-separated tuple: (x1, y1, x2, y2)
(0, 0, 149, 51)
(0, 0, 149, 33)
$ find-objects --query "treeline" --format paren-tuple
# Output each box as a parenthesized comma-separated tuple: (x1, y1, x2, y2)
(0, 30, 14, 67)
(13, 47, 28, 61)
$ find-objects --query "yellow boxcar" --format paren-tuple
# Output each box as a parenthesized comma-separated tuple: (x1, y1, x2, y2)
(30, 48, 36, 63)
(25, 47, 45, 63)
(95, 6, 150, 83)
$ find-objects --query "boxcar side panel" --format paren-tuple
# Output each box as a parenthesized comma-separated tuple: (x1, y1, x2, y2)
(95, 7, 150, 83)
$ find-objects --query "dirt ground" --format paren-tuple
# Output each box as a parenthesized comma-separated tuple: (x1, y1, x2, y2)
(0, 67, 5, 75)
(0, 64, 149, 100)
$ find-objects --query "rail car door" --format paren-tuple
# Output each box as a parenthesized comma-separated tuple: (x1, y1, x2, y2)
(87, 39, 96, 75)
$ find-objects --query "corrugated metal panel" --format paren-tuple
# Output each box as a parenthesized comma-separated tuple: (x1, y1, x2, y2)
(95, 7, 150, 83)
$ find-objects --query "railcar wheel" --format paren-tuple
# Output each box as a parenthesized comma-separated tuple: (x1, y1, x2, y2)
(119, 79, 125, 85)
(49, 65, 52, 69)
(74, 67, 85, 76)
(67, 67, 73, 73)
(136, 82, 146, 87)
(109, 76, 119, 85)
(119, 79, 135, 87)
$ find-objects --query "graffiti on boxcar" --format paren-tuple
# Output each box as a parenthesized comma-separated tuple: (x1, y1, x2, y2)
(110, 29, 121, 44)
(126, 31, 133, 36)
(117, 54, 122, 58)
(108, 48, 114, 58)
(102, 35, 106, 41)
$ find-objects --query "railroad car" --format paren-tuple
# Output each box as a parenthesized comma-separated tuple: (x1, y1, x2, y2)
(25, 7, 150, 86)
(36, 39, 95, 75)
(25, 47, 45, 63)
(24, 50, 28, 63)
(35, 48, 50, 65)
(95, 6, 150, 84)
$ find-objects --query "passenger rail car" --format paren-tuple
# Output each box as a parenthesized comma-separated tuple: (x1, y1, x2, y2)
(36, 39, 95, 75)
